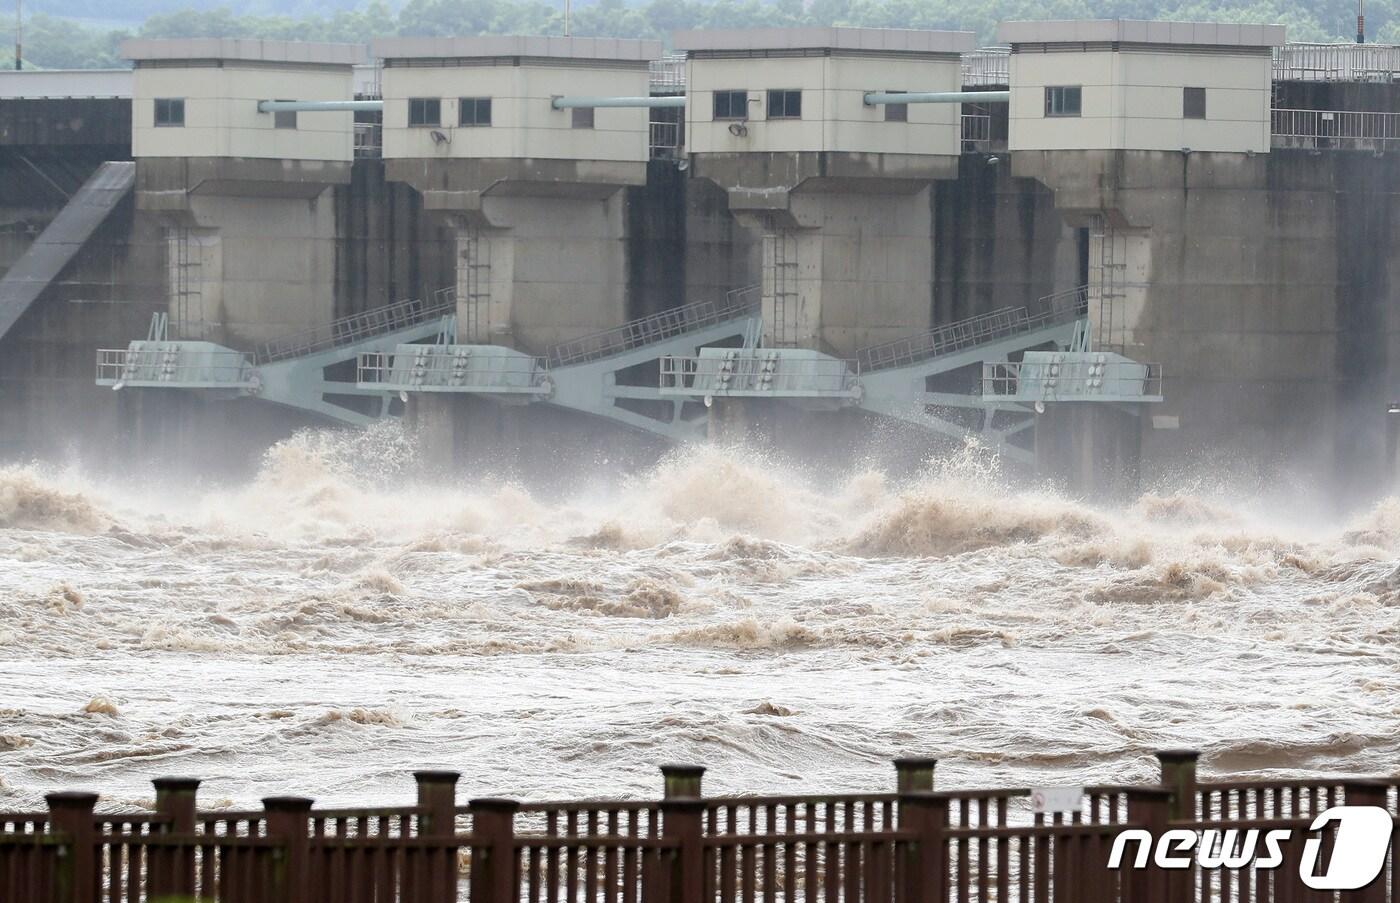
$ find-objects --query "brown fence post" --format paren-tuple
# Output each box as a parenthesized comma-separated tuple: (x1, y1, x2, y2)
(893, 758, 937, 794)
(1156, 750, 1198, 903)
(1155, 750, 1199, 820)
(898, 791, 948, 903)
(415, 771, 461, 837)
(661, 798, 705, 903)
(263, 796, 312, 903)
(417, 771, 461, 903)
(1124, 788, 1172, 903)
(660, 764, 705, 800)
(468, 798, 518, 903)
(1341, 781, 1391, 903)
(150, 777, 199, 901)
(47, 791, 99, 903)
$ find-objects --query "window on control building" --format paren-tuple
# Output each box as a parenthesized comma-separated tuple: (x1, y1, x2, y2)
(766, 89, 801, 119)
(713, 90, 748, 120)
(1044, 86, 1082, 117)
(408, 97, 440, 127)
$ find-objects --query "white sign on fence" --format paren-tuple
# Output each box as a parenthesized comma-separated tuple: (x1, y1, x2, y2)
(1030, 787, 1084, 814)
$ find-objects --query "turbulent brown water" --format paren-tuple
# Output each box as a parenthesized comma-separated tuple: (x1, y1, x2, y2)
(1, 423, 1398, 811)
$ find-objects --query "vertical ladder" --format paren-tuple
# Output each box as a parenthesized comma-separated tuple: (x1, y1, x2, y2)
(762, 230, 799, 348)
(168, 227, 205, 340)
(460, 230, 492, 342)
(1089, 214, 1127, 354)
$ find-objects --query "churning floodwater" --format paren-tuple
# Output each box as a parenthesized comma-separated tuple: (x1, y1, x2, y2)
(1, 424, 1397, 811)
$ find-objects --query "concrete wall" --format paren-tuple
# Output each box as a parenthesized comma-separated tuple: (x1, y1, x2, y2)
(1009, 48, 1272, 153)
(381, 64, 650, 163)
(454, 191, 628, 351)
(1013, 148, 1400, 504)
(0, 191, 167, 462)
(333, 159, 456, 319)
(686, 53, 963, 156)
(932, 160, 1081, 322)
(766, 186, 934, 353)
(168, 192, 339, 346)
(132, 64, 355, 161)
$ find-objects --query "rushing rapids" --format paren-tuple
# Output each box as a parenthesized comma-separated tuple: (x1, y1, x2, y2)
(0, 424, 1397, 810)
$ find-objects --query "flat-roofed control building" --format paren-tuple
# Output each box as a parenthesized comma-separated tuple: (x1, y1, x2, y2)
(373, 35, 655, 167)
(125, 38, 363, 162)
(673, 27, 977, 353)
(678, 26, 975, 160)
(997, 20, 1284, 154)
(369, 36, 663, 352)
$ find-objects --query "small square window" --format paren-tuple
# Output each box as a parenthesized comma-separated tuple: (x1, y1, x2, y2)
(713, 90, 748, 120)
(154, 98, 184, 127)
(1044, 86, 1082, 118)
(571, 106, 594, 129)
(1184, 87, 1206, 120)
(884, 90, 908, 122)
(459, 97, 491, 127)
(273, 101, 297, 130)
(408, 97, 441, 127)
(766, 89, 801, 120)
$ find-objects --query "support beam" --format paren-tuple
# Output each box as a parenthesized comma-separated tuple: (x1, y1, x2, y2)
(257, 99, 383, 113)
(862, 90, 1010, 105)
(550, 95, 686, 109)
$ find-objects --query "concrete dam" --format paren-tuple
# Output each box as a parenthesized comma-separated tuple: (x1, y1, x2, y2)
(2, 23, 1398, 504)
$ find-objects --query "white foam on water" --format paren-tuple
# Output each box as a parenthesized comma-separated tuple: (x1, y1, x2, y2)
(0, 423, 1396, 808)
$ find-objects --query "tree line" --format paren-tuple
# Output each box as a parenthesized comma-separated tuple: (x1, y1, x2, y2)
(3, 0, 1397, 71)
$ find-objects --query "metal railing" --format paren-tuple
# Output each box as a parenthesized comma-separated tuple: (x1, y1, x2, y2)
(95, 347, 253, 386)
(856, 286, 1087, 374)
(1273, 42, 1400, 82)
(650, 118, 683, 160)
(660, 353, 860, 396)
(982, 358, 1163, 400)
(961, 112, 992, 152)
(1271, 107, 1400, 150)
(256, 289, 456, 364)
(961, 48, 1010, 87)
(548, 285, 759, 368)
(354, 122, 382, 159)
(648, 53, 686, 93)
(357, 349, 550, 393)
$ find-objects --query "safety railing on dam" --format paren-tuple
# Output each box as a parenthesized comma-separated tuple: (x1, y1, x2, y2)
(547, 285, 760, 368)
(1, 751, 1395, 903)
(358, 348, 552, 394)
(95, 347, 254, 388)
(660, 351, 862, 397)
(256, 289, 457, 364)
(1272, 107, 1400, 150)
(856, 285, 1088, 374)
(961, 48, 1010, 86)
(1274, 42, 1400, 82)
(983, 358, 1164, 402)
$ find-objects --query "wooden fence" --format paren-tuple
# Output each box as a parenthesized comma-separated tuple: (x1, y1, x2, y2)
(0, 751, 1396, 903)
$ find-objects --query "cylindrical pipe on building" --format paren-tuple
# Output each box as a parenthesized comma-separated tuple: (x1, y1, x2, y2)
(862, 90, 1010, 106)
(550, 95, 686, 109)
(257, 99, 384, 113)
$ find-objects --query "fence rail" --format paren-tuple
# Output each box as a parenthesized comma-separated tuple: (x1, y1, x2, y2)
(660, 352, 860, 397)
(962, 48, 1010, 86)
(2, 754, 1397, 903)
(1273, 42, 1400, 82)
(95, 347, 255, 387)
(547, 285, 759, 368)
(1271, 107, 1400, 150)
(856, 286, 1088, 374)
(257, 289, 456, 364)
